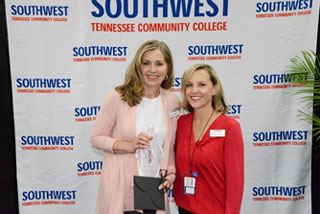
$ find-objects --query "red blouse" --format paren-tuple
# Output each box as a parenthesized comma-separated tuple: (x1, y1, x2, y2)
(173, 113, 244, 214)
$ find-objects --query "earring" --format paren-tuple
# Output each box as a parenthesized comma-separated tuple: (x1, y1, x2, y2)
(165, 74, 168, 80)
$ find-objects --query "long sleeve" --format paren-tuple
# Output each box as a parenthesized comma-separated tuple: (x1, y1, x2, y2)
(224, 122, 244, 214)
(164, 92, 180, 172)
(93, 89, 180, 213)
(90, 89, 119, 153)
(153, 91, 179, 175)
(167, 130, 177, 171)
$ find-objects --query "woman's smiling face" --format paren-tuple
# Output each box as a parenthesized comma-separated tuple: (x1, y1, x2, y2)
(185, 69, 217, 111)
(140, 49, 168, 92)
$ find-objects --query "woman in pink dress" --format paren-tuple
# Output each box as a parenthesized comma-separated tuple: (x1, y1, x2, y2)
(91, 40, 180, 214)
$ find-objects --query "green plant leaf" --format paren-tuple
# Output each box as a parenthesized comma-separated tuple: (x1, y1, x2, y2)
(288, 50, 320, 147)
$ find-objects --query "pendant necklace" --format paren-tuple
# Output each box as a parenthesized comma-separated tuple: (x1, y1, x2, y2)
(188, 110, 215, 174)
(194, 110, 215, 142)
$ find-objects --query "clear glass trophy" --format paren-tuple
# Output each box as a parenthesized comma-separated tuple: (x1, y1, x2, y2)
(138, 124, 164, 177)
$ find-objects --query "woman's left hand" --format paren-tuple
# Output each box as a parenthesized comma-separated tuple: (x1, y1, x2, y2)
(158, 171, 176, 193)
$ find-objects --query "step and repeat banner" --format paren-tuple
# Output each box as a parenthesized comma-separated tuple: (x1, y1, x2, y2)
(5, 1, 319, 214)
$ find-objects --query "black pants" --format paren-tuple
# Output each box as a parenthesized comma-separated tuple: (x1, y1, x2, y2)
(124, 210, 156, 214)
(143, 210, 156, 214)
(178, 206, 194, 214)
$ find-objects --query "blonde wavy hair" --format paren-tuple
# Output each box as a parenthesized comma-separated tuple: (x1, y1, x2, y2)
(180, 64, 228, 113)
(115, 40, 174, 106)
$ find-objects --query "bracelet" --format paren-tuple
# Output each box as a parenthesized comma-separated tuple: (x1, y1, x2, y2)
(165, 172, 176, 184)
(166, 172, 176, 177)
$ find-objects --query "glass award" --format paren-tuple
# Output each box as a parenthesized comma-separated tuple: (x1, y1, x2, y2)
(138, 125, 164, 177)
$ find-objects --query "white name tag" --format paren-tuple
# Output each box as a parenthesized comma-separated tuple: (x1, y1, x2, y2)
(210, 129, 225, 137)
(185, 186, 195, 195)
(184, 176, 196, 195)
(168, 109, 180, 117)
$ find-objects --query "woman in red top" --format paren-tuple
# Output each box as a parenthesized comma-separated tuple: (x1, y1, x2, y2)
(173, 64, 244, 214)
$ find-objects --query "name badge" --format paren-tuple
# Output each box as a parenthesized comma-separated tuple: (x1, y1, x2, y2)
(184, 176, 196, 195)
(210, 129, 225, 137)
(168, 109, 180, 118)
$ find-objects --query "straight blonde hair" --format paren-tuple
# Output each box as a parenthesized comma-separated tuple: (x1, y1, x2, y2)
(180, 64, 228, 113)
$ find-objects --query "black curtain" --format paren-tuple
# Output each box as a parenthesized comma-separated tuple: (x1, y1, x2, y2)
(0, 1, 19, 213)
(0, 1, 319, 214)
(312, 10, 320, 214)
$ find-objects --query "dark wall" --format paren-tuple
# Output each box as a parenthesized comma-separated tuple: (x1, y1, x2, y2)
(312, 10, 320, 214)
(0, 1, 19, 214)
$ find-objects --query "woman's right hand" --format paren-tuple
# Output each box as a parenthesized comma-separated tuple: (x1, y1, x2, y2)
(132, 132, 153, 151)
(112, 132, 153, 153)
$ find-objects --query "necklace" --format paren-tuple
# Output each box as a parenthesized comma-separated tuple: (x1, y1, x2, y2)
(194, 110, 215, 142)
(188, 110, 215, 174)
